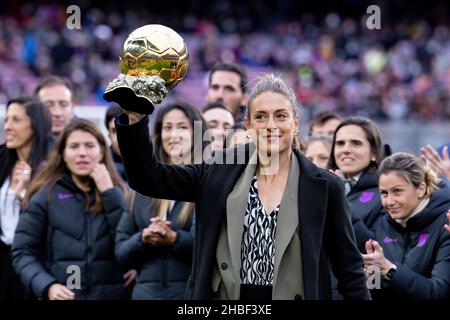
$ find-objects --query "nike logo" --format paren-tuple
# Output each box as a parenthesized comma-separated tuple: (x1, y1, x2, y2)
(57, 193, 74, 200)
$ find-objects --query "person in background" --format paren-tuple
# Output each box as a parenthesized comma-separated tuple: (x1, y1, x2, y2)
(104, 103, 127, 182)
(202, 101, 235, 151)
(0, 97, 52, 300)
(304, 136, 332, 170)
(308, 111, 342, 139)
(363, 152, 450, 300)
(34, 75, 75, 138)
(12, 119, 129, 300)
(115, 102, 207, 299)
(328, 117, 386, 251)
(207, 62, 248, 126)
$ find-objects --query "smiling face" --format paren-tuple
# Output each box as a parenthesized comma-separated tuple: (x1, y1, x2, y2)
(379, 171, 426, 220)
(246, 91, 299, 156)
(161, 109, 193, 163)
(4, 103, 33, 151)
(63, 130, 103, 177)
(334, 124, 374, 178)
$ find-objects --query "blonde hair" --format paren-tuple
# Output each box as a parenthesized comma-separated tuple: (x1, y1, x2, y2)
(246, 74, 303, 150)
(378, 152, 440, 196)
(247, 74, 298, 117)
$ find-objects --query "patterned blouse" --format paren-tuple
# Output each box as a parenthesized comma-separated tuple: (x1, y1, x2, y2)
(240, 175, 279, 286)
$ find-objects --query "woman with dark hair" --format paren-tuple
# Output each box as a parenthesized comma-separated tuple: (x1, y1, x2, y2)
(328, 117, 386, 250)
(0, 97, 52, 300)
(363, 152, 450, 300)
(115, 102, 207, 299)
(12, 119, 128, 300)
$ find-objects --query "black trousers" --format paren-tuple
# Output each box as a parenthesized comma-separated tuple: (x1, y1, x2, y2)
(0, 240, 25, 300)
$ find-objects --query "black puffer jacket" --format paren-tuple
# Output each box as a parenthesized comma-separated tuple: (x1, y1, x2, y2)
(115, 192, 194, 299)
(12, 174, 126, 300)
(370, 183, 450, 300)
(348, 171, 385, 251)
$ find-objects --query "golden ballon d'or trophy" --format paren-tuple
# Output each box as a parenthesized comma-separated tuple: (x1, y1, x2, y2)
(103, 24, 189, 114)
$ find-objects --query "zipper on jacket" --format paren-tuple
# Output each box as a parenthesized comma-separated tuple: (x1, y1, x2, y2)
(402, 231, 412, 264)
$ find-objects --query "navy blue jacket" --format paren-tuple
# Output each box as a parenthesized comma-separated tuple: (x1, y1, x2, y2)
(369, 184, 450, 300)
(12, 174, 126, 300)
(348, 171, 385, 251)
(115, 192, 194, 299)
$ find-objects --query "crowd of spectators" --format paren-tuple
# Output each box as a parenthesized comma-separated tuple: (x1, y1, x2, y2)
(1, 2, 450, 121)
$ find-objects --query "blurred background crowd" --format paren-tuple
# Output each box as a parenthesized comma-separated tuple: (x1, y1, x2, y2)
(1, 0, 450, 151)
(0, 0, 450, 119)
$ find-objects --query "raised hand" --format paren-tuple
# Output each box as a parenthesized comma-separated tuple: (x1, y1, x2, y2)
(11, 161, 32, 198)
(89, 163, 114, 193)
(362, 239, 395, 277)
(420, 145, 450, 179)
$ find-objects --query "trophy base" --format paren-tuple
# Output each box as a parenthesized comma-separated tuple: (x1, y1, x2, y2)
(103, 86, 155, 115)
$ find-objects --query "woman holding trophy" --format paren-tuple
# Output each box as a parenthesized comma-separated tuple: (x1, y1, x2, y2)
(105, 24, 370, 300)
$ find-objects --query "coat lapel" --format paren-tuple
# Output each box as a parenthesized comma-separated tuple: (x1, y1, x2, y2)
(224, 144, 257, 298)
(273, 153, 300, 285)
(296, 152, 328, 299)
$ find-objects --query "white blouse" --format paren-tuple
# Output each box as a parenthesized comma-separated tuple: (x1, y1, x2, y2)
(0, 177, 21, 245)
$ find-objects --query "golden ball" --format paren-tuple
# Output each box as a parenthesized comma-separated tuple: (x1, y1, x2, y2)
(119, 24, 189, 90)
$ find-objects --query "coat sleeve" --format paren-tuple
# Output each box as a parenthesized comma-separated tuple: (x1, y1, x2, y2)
(323, 175, 371, 300)
(115, 114, 205, 203)
(101, 187, 127, 239)
(170, 213, 195, 260)
(11, 189, 57, 299)
(352, 218, 377, 251)
(387, 230, 450, 299)
(115, 212, 148, 270)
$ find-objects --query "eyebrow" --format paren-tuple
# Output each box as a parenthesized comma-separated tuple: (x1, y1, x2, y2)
(253, 108, 290, 113)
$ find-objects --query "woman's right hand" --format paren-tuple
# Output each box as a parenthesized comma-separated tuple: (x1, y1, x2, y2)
(11, 161, 32, 197)
(48, 283, 75, 300)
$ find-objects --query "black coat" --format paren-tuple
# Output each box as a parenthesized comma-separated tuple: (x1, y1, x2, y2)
(11, 174, 126, 300)
(348, 171, 385, 251)
(369, 183, 450, 300)
(116, 115, 370, 300)
(115, 192, 194, 299)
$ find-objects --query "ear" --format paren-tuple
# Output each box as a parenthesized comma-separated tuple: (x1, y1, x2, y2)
(244, 116, 250, 130)
(417, 181, 427, 199)
(294, 114, 300, 132)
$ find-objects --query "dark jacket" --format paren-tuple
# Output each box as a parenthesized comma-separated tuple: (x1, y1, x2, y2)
(110, 146, 127, 183)
(115, 192, 194, 299)
(348, 171, 385, 251)
(11, 173, 126, 300)
(368, 184, 450, 300)
(115, 114, 370, 300)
